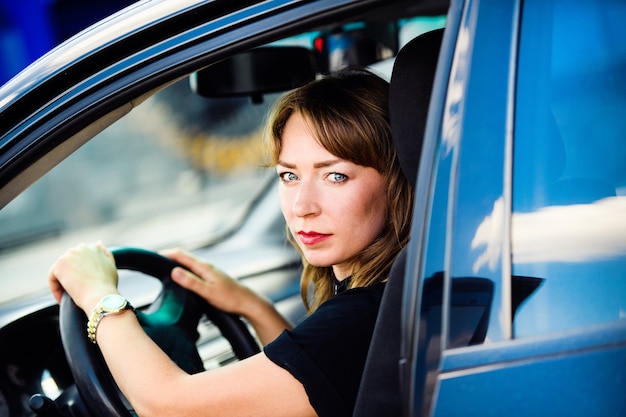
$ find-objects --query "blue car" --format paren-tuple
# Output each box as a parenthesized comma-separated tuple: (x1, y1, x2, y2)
(0, 0, 624, 416)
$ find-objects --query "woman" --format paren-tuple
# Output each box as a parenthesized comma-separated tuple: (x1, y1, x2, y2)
(48, 68, 414, 417)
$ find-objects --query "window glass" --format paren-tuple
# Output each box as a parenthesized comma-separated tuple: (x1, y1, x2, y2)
(512, 0, 626, 337)
(0, 79, 278, 305)
(0, 17, 437, 305)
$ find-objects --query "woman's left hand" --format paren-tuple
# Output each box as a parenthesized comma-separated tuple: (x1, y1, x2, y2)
(48, 241, 120, 313)
(160, 248, 258, 316)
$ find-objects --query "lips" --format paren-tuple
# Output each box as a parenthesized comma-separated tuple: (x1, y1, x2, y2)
(297, 231, 331, 245)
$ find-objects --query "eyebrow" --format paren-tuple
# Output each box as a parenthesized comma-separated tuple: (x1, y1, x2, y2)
(276, 159, 343, 169)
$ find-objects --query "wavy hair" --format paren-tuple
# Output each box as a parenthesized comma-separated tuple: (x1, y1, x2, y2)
(264, 68, 414, 312)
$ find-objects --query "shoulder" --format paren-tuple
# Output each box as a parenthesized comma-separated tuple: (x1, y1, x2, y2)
(263, 282, 386, 417)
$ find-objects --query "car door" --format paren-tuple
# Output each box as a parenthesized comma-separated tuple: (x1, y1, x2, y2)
(404, 0, 626, 415)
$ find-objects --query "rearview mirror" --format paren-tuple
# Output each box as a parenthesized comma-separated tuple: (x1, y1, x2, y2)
(190, 47, 317, 103)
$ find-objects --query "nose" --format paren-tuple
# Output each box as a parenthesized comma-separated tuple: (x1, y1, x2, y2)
(292, 181, 321, 218)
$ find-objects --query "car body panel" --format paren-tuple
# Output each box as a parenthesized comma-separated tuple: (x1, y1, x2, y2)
(434, 321, 626, 416)
(412, 0, 626, 415)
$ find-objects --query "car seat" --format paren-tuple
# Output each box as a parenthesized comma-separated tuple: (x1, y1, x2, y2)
(352, 28, 444, 417)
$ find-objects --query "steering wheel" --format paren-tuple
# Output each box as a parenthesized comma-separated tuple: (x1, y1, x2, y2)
(58, 247, 260, 417)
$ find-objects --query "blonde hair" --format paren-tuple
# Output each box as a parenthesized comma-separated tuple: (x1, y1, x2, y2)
(265, 68, 414, 312)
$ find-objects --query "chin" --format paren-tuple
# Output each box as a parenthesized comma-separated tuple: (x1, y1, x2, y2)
(301, 253, 336, 268)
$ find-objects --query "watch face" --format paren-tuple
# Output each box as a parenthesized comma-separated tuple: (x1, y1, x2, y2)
(101, 294, 127, 311)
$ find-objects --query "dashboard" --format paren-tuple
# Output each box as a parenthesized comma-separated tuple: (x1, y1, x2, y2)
(0, 306, 71, 417)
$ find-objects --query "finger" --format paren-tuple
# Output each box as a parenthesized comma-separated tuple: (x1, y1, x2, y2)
(171, 267, 209, 295)
(162, 248, 214, 278)
(47, 250, 72, 304)
(47, 267, 65, 304)
(96, 240, 116, 263)
(161, 247, 195, 264)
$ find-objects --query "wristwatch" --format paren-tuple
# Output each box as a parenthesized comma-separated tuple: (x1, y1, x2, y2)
(87, 294, 134, 344)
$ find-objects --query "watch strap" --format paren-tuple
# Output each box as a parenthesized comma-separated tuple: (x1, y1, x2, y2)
(87, 295, 134, 344)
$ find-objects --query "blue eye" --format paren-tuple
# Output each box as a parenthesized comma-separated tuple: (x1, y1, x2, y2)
(328, 173, 348, 183)
(278, 172, 298, 182)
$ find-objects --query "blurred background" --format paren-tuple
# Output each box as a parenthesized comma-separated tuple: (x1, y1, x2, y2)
(0, 0, 276, 302)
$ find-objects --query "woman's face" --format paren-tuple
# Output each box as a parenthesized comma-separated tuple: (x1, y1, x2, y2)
(276, 113, 388, 279)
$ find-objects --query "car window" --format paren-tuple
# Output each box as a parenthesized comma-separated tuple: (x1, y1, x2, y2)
(512, 0, 626, 337)
(0, 16, 443, 307)
(0, 79, 278, 305)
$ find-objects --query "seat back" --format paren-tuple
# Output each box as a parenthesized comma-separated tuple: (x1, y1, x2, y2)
(352, 29, 443, 417)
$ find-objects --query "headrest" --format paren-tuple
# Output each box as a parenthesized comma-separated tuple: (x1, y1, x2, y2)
(389, 29, 444, 185)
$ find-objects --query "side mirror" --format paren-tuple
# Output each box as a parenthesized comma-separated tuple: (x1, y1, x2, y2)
(190, 46, 317, 103)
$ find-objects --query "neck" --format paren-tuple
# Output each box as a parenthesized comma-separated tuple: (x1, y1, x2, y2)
(332, 264, 353, 281)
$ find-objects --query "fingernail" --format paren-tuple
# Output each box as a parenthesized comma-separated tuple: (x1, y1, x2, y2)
(172, 267, 185, 279)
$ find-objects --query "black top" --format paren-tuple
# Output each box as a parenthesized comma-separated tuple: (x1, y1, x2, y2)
(263, 282, 386, 417)
(333, 276, 352, 295)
